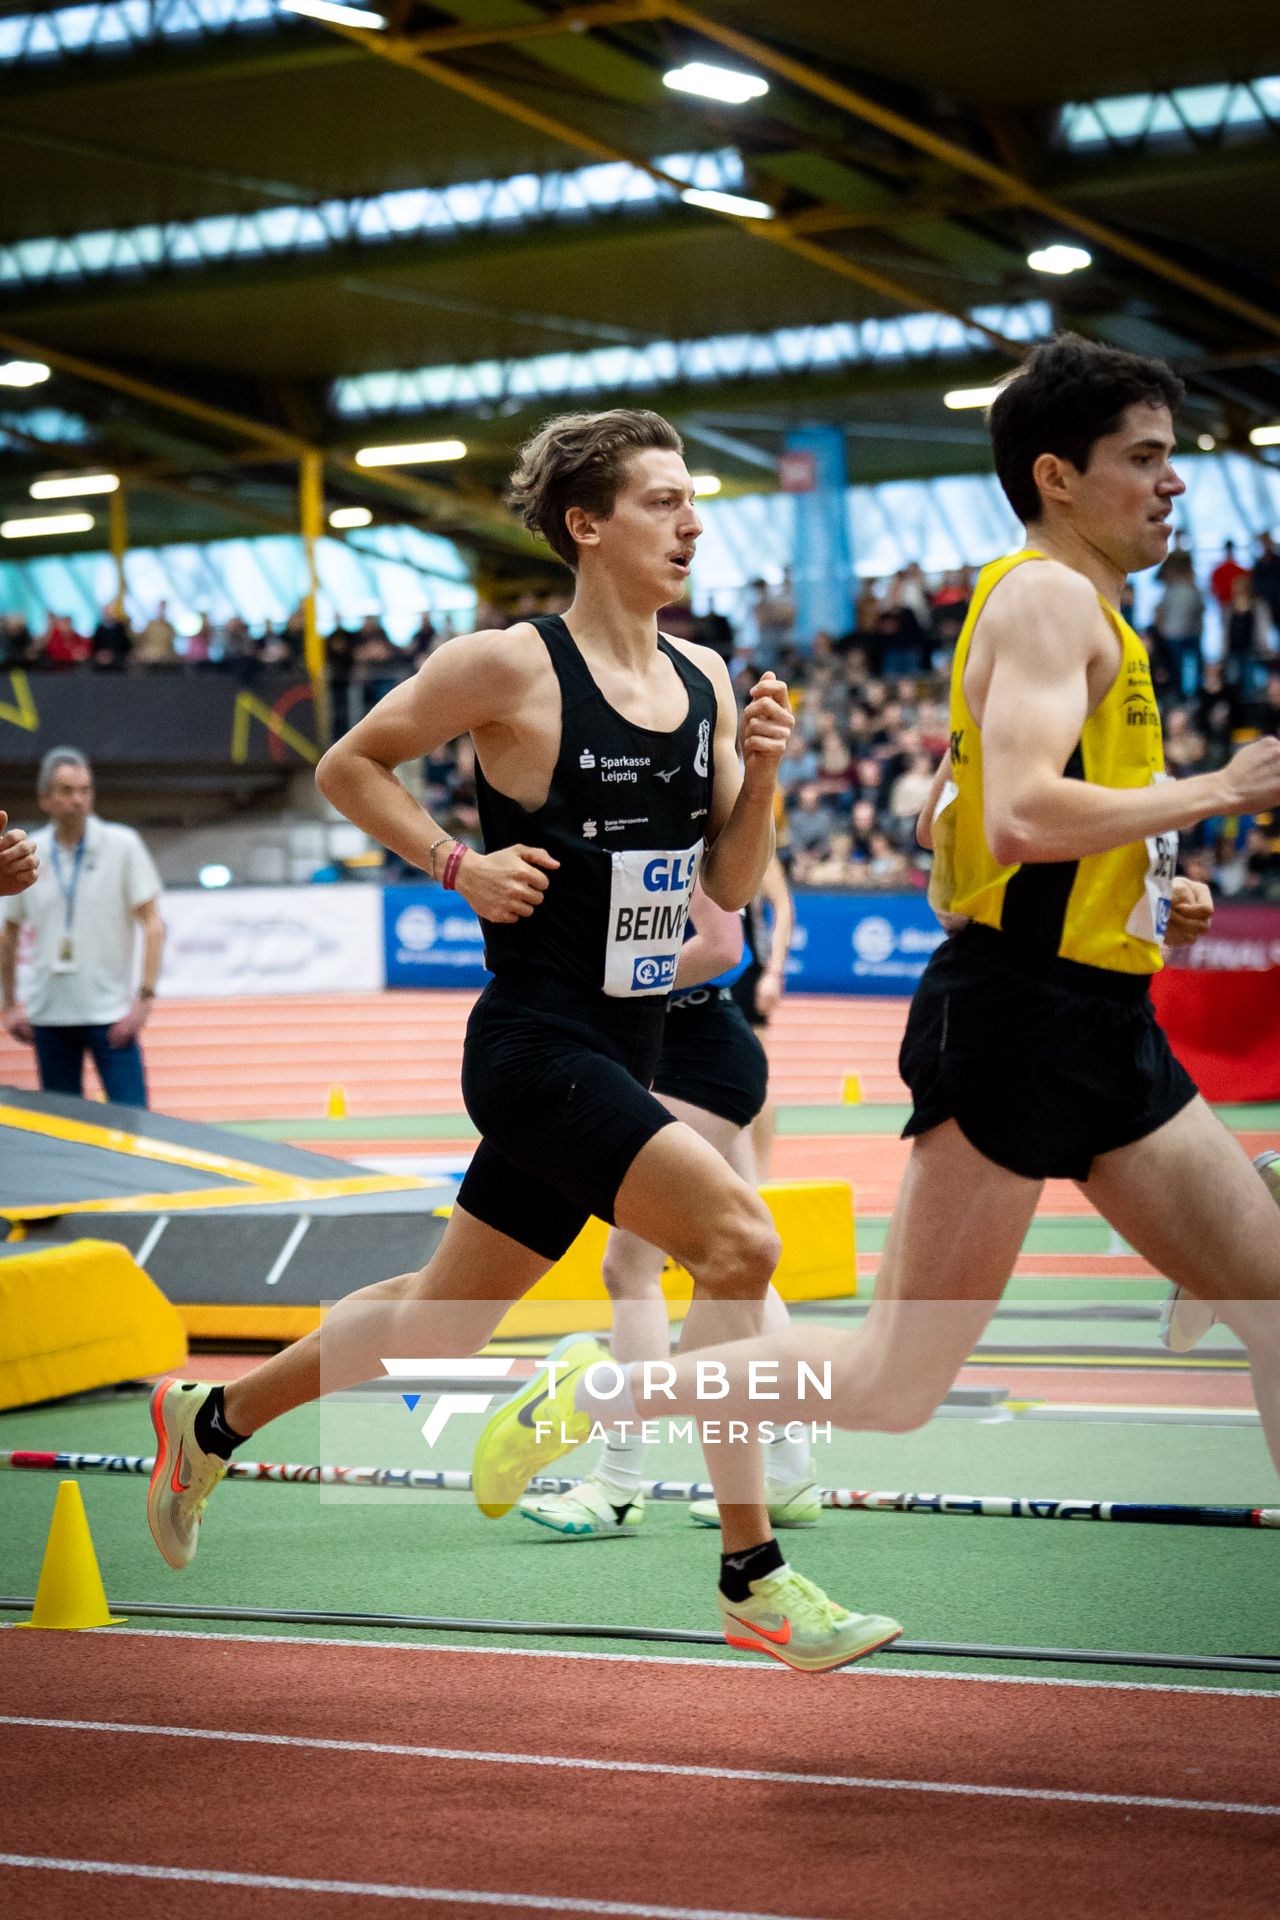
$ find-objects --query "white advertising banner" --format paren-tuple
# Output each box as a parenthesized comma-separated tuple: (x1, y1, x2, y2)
(159, 885, 384, 997)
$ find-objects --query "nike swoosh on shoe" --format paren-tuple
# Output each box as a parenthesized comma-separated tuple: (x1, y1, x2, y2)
(515, 1389, 552, 1430)
(725, 1612, 791, 1646)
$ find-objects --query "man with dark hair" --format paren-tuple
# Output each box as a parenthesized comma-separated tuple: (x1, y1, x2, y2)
(535, 335, 1280, 1547)
(146, 407, 900, 1675)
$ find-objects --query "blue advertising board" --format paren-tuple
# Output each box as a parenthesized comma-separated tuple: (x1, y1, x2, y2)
(383, 884, 490, 989)
(381, 884, 943, 997)
(786, 890, 945, 996)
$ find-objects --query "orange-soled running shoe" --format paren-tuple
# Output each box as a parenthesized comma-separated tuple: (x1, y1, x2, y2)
(718, 1565, 902, 1674)
(147, 1380, 227, 1569)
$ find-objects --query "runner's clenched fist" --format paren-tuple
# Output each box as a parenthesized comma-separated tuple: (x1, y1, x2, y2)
(741, 673, 793, 788)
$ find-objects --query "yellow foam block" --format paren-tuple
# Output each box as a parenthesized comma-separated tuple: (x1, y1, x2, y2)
(176, 1304, 323, 1343)
(0, 1239, 188, 1412)
(495, 1179, 857, 1339)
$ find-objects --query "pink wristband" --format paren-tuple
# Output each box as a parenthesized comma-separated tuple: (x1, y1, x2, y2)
(441, 843, 467, 891)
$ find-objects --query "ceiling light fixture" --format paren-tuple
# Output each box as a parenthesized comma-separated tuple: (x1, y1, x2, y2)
(278, 0, 386, 29)
(663, 62, 769, 106)
(1249, 425, 1280, 446)
(0, 359, 51, 388)
(30, 472, 119, 499)
(353, 439, 467, 467)
(1027, 243, 1092, 275)
(1, 511, 94, 539)
(680, 186, 773, 220)
(329, 505, 374, 528)
(1197, 433, 1217, 452)
(691, 474, 722, 496)
(943, 384, 1007, 410)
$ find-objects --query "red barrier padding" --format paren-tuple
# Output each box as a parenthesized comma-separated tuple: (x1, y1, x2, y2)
(1151, 967, 1280, 1104)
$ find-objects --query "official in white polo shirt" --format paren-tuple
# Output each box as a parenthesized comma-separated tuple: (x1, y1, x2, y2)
(0, 747, 165, 1108)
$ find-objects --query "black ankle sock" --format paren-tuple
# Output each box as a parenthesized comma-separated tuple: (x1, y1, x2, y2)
(192, 1385, 249, 1461)
(719, 1537, 785, 1603)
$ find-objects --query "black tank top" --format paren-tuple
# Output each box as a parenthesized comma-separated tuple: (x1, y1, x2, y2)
(476, 615, 719, 1011)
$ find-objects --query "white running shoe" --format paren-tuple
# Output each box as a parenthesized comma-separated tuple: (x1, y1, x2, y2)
(518, 1474, 644, 1538)
(690, 1479, 822, 1529)
(1159, 1150, 1280, 1353)
(1158, 1289, 1217, 1354)
(147, 1379, 228, 1570)
(718, 1565, 901, 1674)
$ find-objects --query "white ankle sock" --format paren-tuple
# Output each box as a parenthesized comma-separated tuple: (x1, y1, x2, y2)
(766, 1424, 813, 1488)
(594, 1428, 648, 1497)
(574, 1356, 638, 1425)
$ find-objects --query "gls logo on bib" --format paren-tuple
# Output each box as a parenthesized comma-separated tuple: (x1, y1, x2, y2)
(604, 842, 702, 997)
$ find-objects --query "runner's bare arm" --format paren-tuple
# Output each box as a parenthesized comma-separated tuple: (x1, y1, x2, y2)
(980, 566, 1280, 863)
(701, 662, 792, 910)
(673, 882, 744, 990)
(754, 850, 793, 1013)
(316, 630, 559, 923)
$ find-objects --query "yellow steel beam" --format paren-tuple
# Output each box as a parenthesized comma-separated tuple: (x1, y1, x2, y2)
(314, 20, 1024, 357)
(107, 483, 128, 610)
(299, 448, 331, 744)
(0, 328, 300, 454)
(404, 1, 662, 54)
(659, 2, 1280, 342)
(0, 328, 534, 551)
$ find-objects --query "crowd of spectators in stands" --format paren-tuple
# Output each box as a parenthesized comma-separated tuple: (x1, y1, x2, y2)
(6, 532, 1280, 900)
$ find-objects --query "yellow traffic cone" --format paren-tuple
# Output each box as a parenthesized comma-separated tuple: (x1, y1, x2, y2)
(16, 1480, 125, 1631)
(841, 1072, 863, 1105)
(326, 1084, 348, 1120)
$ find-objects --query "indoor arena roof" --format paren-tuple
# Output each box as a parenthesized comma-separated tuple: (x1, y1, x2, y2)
(0, 0, 1277, 576)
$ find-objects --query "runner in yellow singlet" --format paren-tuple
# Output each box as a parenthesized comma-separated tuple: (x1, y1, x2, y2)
(508, 336, 1280, 1561)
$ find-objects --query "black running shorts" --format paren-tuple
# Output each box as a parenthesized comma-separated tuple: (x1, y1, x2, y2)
(900, 923, 1197, 1182)
(653, 987, 769, 1127)
(457, 976, 676, 1262)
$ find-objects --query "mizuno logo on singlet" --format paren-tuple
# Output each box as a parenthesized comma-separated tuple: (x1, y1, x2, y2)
(654, 767, 679, 783)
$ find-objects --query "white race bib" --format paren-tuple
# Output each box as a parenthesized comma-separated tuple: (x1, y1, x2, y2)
(604, 844, 701, 997)
(1124, 776, 1178, 948)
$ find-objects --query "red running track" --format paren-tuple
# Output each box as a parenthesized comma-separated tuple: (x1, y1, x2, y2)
(0, 1631, 1275, 1919)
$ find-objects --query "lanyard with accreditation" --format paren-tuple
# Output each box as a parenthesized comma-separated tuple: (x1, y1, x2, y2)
(49, 833, 86, 972)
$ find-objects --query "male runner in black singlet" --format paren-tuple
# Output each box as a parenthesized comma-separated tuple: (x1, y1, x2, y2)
(517, 883, 820, 1539)
(549, 339, 1280, 1524)
(147, 408, 900, 1674)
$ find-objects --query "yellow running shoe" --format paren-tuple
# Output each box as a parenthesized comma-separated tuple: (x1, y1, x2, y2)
(147, 1379, 228, 1570)
(718, 1565, 902, 1674)
(690, 1479, 822, 1529)
(472, 1334, 606, 1519)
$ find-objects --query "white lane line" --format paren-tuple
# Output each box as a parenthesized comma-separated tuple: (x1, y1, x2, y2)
(134, 1215, 170, 1270)
(3, 1715, 1276, 1818)
(11, 1624, 1275, 1700)
(263, 1214, 310, 1288)
(0, 1854, 805, 1919)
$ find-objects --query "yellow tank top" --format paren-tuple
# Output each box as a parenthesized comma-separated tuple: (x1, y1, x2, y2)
(929, 549, 1170, 975)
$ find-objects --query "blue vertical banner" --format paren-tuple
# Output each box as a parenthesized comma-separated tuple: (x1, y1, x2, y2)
(782, 425, 853, 644)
